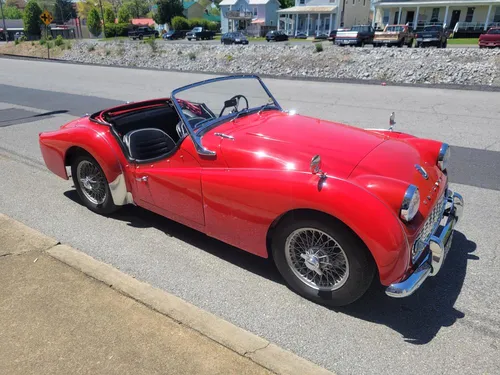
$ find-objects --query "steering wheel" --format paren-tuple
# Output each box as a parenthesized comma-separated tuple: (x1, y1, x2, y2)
(219, 95, 249, 118)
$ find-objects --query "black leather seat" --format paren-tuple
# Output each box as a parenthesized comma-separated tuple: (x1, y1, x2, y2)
(123, 128, 176, 162)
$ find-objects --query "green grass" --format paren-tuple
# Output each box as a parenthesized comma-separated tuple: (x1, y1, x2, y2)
(97, 36, 131, 42)
(448, 37, 478, 45)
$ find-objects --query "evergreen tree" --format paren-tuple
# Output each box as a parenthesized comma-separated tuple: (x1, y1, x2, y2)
(23, 0, 42, 37)
(87, 7, 102, 37)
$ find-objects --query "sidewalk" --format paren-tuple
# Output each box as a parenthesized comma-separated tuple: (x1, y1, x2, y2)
(0, 215, 275, 375)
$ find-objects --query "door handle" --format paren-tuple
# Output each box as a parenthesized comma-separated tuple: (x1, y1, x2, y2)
(136, 176, 148, 182)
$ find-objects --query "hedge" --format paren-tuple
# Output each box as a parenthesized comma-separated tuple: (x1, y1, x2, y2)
(171, 16, 219, 32)
(104, 23, 131, 37)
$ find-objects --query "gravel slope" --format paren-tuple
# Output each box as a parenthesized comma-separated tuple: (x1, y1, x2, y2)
(60, 40, 500, 86)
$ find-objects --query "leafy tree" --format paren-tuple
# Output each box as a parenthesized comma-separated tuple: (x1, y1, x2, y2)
(152, 0, 182, 26)
(3, 6, 23, 18)
(209, 7, 220, 16)
(121, 0, 149, 19)
(279, 0, 293, 8)
(87, 7, 102, 37)
(76, 0, 113, 19)
(117, 5, 130, 23)
(23, 0, 42, 37)
(54, 0, 77, 23)
(104, 7, 115, 23)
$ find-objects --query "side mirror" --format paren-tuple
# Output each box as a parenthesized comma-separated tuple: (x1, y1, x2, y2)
(224, 98, 238, 108)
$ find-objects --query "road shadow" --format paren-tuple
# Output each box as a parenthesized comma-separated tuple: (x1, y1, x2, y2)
(64, 189, 477, 344)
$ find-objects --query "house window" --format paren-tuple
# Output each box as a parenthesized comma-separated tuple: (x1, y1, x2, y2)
(431, 8, 440, 21)
(465, 7, 475, 22)
(494, 6, 500, 22)
(299, 0, 305, 4)
(383, 9, 390, 24)
(253, 7, 257, 16)
(352, 0, 354, 5)
(363, 0, 366, 6)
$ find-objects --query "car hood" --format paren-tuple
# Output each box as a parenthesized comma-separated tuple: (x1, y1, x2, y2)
(210, 111, 387, 179)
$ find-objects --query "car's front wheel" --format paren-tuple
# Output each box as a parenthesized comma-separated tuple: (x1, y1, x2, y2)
(271, 215, 376, 307)
(71, 154, 118, 215)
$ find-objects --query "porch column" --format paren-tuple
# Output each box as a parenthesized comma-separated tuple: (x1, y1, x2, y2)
(317, 13, 320, 34)
(414, 6, 420, 29)
(329, 13, 333, 33)
(295, 14, 298, 35)
(372, 7, 377, 27)
(397, 6, 402, 24)
(485, 4, 493, 30)
(277, 15, 280, 30)
(307, 14, 310, 36)
(443, 6, 449, 28)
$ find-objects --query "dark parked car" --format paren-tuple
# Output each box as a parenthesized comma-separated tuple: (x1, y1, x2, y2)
(128, 26, 159, 40)
(163, 29, 184, 40)
(415, 25, 447, 48)
(266, 30, 288, 42)
(221, 32, 249, 45)
(314, 32, 329, 40)
(186, 27, 215, 41)
(294, 32, 307, 39)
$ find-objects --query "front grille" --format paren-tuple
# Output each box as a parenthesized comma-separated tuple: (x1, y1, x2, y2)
(412, 190, 447, 260)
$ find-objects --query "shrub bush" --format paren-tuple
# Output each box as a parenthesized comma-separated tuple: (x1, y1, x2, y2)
(105, 22, 131, 37)
(15, 39, 19, 45)
(39, 38, 46, 45)
(55, 35, 64, 46)
(315, 42, 323, 53)
(146, 38, 157, 52)
(171, 16, 189, 31)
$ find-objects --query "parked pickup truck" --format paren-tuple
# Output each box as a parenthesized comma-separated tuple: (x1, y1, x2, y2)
(479, 27, 500, 48)
(335, 25, 375, 47)
(186, 27, 215, 41)
(128, 26, 159, 40)
(415, 25, 447, 48)
(373, 24, 415, 47)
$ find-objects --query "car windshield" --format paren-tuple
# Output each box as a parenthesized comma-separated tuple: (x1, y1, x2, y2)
(171, 75, 282, 135)
(423, 25, 441, 31)
(385, 26, 404, 32)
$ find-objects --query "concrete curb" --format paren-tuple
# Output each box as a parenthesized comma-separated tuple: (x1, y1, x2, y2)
(1, 53, 500, 93)
(1, 214, 334, 375)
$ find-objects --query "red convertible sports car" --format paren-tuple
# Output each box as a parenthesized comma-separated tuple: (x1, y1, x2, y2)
(39, 75, 464, 306)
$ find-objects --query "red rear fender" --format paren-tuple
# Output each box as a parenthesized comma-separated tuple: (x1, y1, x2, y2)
(39, 124, 133, 205)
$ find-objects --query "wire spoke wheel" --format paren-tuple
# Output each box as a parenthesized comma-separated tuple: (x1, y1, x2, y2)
(285, 228, 349, 291)
(76, 160, 107, 205)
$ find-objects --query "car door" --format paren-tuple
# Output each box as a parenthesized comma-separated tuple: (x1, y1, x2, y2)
(132, 144, 205, 230)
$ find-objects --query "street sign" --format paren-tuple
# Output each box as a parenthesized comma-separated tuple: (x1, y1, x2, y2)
(40, 10, 53, 26)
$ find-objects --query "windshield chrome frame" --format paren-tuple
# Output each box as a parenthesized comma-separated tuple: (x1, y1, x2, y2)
(171, 74, 283, 156)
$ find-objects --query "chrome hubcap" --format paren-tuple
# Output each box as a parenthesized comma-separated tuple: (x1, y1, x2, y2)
(285, 228, 349, 291)
(76, 160, 107, 205)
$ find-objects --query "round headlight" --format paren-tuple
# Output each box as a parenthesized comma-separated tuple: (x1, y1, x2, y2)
(437, 143, 450, 171)
(400, 185, 420, 222)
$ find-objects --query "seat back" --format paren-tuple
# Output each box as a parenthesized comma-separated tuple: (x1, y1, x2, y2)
(123, 128, 176, 162)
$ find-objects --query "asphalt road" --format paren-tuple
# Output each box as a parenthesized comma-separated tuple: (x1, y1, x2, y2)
(0, 58, 499, 375)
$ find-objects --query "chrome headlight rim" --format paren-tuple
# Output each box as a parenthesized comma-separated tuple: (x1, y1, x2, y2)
(437, 143, 450, 171)
(400, 184, 420, 222)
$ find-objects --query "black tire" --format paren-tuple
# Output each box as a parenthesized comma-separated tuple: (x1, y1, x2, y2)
(271, 215, 376, 307)
(139, 34, 143, 40)
(71, 154, 119, 215)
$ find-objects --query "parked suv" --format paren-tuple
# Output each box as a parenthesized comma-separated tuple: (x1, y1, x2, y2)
(128, 26, 159, 40)
(266, 30, 288, 42)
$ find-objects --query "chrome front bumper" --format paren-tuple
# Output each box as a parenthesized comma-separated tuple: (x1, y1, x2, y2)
(385, 189, 464, 298)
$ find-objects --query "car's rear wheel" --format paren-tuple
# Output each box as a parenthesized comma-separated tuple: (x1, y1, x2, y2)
(71, 154, 118, 215)
(271, 215, 376, 307)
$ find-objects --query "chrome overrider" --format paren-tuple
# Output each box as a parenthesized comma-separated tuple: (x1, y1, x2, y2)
(385, 189, 464, 298)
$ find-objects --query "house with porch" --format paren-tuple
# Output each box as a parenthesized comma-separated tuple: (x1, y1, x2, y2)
(372, 0, 500, 36)
(276, 0, 372, 37)
(219, 0, 281, 36)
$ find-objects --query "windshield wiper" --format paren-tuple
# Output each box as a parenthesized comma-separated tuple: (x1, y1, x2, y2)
(230, 108, 250, 122)
(257, 102, 276, 115)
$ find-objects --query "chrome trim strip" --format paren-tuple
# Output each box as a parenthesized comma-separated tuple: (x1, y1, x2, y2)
(385, 189, 464, 298)
(438, 143, 450, 171)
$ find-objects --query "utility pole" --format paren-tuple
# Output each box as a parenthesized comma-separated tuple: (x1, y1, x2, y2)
(0, 0, 8, 42)
(98, 0, 105, 38)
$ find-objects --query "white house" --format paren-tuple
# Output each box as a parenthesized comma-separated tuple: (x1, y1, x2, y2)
(276, 0, 372, 36)
(219, 0, 281, 36)
(372, 0, 500, 36)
